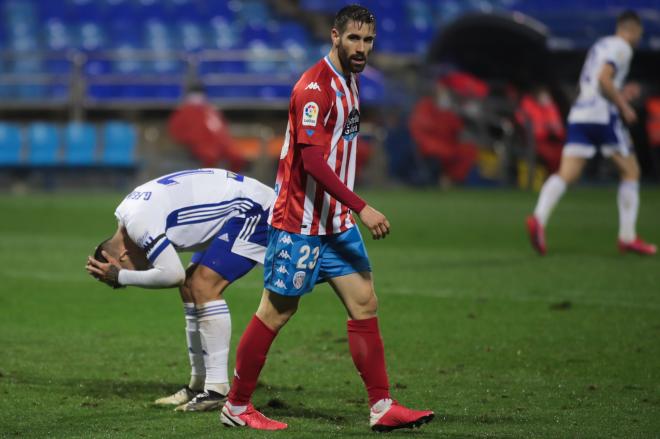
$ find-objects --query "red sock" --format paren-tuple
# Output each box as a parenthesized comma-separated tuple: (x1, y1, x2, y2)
(347, 316, 391, 405)
(227, 315, 277, 405)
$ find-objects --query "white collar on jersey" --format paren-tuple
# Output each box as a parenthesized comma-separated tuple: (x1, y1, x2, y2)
(324, 56, 353, 82)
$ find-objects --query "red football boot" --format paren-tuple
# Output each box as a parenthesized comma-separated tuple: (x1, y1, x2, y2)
(370, 399, 434, 432)
(618, 237, 657, 255)
(526, 215, 547, 255)
(220, 403, 288, 430)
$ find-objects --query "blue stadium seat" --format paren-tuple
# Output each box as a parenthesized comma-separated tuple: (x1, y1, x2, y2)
(64, 122, 97, 165)
(44, 18, 75, 51)
(102, 121, 137, 166)
(178, 21, 207, 51)
(27, 122, 60, 165)
(79, 22, 107, 51)
(209, 16, 242, 49)
(0, 123, 23, 165)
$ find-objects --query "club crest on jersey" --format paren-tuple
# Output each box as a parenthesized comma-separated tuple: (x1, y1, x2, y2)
(342, 108, 360, 140)
(305, 82, 321, 91)
(302, 102, 319, 127)
(293, 271, 306, 290)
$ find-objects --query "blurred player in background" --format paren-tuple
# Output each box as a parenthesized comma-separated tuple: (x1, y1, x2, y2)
(168, 83, 245, 173)
(219, 5, 434, 432)
(86, 169, 274, 411)
(526, 10, 656, 256)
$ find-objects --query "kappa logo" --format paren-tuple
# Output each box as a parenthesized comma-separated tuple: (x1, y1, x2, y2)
(277, 265, 289, 275)
(305, 82, 321, 91)
(302, 102, 319, 127)
(278, 250, 292, 260)
(218, 233, 230, 242)
(293, 271, 306, 290)
(279, 234, 293, 245)
(274, 279, 286, 288)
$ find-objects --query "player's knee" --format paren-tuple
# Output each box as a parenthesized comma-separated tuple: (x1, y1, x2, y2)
(257, 303, 298, 331)
(257, 291, 299, 331)
(622, 162, 640, 181)
(557, 169, 577, 185)
(189, 268, 228, 303)
(353, 293, 378, 319)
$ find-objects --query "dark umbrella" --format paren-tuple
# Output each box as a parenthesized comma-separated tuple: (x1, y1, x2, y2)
(428, 11, 550, 88)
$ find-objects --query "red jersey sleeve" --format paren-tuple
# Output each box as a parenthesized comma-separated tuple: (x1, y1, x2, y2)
(292, 84, 334, 148)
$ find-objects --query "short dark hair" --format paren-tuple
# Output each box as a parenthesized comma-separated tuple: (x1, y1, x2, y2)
(93, 238, 112, 263)
(617, 10, 641, 27)
(333, 4, 375, 34)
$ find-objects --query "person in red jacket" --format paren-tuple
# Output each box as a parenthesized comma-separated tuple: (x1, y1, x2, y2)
(516, 87, 565, 173)
(409, 76, 479, 186)
(168, 83, 244, 172)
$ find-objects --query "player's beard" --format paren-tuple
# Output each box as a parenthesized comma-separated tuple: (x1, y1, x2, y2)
(338, 42, 367, 74)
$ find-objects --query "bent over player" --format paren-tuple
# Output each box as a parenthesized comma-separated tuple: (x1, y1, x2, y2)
(527, 10, 656, 256)
(219, 5, 434, 432)
(86, 168, 274, 411)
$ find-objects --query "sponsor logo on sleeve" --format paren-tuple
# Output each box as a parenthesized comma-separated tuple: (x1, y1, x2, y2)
(302, 102, 319, 127)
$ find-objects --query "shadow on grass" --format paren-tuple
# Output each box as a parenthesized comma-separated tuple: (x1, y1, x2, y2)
(441, 412, 530, 425)
(60, 377, 181, 401)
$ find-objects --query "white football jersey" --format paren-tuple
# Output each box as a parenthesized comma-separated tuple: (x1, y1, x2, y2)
(568, 36, 632, 124)
(115, 169, 274, 263)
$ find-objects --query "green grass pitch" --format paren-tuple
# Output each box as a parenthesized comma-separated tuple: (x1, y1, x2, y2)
(0, 187, 659, 438)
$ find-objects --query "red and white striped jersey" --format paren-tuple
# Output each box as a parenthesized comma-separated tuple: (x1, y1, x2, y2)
(269, 56, 361, 236)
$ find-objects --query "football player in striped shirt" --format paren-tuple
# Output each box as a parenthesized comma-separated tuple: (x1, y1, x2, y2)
(220, 5, 434, 432)
(86, 169, 274, 412)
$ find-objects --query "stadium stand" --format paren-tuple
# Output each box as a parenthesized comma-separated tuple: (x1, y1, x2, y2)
(0, 123, 23, 165)
(1, 0, 654, 106)
(64, 122, 97, 166)
(101, 121, 138, 167)
(0, 120, 137, 169)
(0, 0, 658, 188)
(27, 122, 60, 166)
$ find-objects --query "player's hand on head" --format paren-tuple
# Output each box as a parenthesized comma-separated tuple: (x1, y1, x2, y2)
(358, 205, 390, 240)
(86, 251, 124, 289)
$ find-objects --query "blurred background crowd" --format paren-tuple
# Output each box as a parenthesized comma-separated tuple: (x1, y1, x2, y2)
(0, 0, 659, 191)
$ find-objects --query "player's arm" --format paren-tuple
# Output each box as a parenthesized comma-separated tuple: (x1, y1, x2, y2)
(598, 63, 637, 124)
(88, 244, 186, 289)
(300, 144, 390, 239)
(117, 245, 186, 288)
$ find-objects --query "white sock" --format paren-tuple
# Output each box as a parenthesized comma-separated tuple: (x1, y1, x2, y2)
(372, 398, 393, 413)
(618, 180, 639, 243)
(225, 400, 247, 414)
(197, 300, 231, 395)
(534, 174, 567, 226)
(183, 303, 205, 391)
